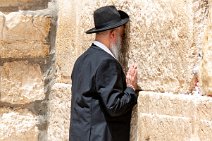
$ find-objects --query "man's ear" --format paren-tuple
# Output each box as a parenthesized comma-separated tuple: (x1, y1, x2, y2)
(109, 29, 116, 40)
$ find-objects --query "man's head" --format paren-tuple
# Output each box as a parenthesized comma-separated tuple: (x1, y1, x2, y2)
(86, 5, 129, 34)
(95, 22, 125, 60)
(86, 5, 129, 59)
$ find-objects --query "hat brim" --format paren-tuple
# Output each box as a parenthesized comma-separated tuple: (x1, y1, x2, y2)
(86, 10, 129, 34)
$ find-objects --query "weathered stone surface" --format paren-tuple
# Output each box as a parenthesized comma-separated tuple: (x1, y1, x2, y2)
(0, 108, 39, 141)
(193, 0, 209, 85)
(0, 0, 49, 12)
(125, 0, 197, 93)
(3, 12, 51, 42)
(0, 41, 49, 58)
(0, 61, 45, 104)
(0, 0, 211, 141)
(138, 92, 194, 117)
(130, 105, 138, 141)
(47, 83, 71, 141)
(137, 114, 192, 141)
(55, 0, 87, 83)
(198, 120, 212, 141)
(0, 13, 4, 40)
(130, 91, 212, 141)
(196, 97, 212, 121)
(0, 12, 51, 58)
(201, 1, 212, 96)
(131, 92, 194, 141)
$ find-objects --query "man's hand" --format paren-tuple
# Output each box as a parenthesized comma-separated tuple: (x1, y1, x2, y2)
(126, 64, 137, 91)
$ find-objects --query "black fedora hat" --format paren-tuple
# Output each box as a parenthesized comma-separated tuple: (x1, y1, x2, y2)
(86, 5, 129, 34)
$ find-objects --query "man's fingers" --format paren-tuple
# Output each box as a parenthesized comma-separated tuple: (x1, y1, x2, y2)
(127, 65, 138, 80)
(126, 64, 138, 90)
(131, 66, 137, 76)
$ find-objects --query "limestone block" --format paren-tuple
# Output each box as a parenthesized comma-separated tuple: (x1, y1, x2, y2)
(130, 91, 212, 141)
(136, 113, 192, 141)
(135, 91, 212, 120)
(0, 0, 49, 12)
(0, 61, 45, 104)
(0, 108, 39, 141)
(0, 12, 51, 58)
(196, 97, 212, 121)
(124, 0, 197, 93)
(55, 0, 77, 83)
(3, 12, 51, 42)
(0, 0, 47, 6)
(201, 2, 212, 96)
(138, 91, 195, 117)
(47, 83, 71, 141)
(129, 76, 212, 140)
(55, 0, 95, 83)
(198, 120, 212, 141)
(0, 41, 49, 58)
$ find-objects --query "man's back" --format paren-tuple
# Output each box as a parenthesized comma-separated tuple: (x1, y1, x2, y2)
(70, 44, 137, 141)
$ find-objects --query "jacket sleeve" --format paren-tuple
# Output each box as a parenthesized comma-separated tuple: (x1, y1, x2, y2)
(95, 59, 138, 117)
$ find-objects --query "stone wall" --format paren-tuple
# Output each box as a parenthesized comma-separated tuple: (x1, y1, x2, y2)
(0, 1, 56, 140)
(49, 0, 212, 140)
(130, 92, 212, 141)
(0, 0, 212, 141)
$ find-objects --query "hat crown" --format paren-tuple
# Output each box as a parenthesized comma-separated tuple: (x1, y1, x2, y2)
(94, 6, 121, 29)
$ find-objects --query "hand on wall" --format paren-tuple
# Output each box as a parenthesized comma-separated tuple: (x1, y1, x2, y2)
(126, 64, 138, 91)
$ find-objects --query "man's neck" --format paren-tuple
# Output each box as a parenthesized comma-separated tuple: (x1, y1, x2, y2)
(95, 35, 110, 50)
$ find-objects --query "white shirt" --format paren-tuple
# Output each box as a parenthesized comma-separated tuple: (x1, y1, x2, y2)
(93, 41, 116, 59)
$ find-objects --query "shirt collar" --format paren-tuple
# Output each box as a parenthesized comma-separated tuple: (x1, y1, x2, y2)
(93, 41, 116, 59)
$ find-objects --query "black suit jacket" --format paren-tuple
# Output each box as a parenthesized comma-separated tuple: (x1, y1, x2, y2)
(69, 44, 137, 141)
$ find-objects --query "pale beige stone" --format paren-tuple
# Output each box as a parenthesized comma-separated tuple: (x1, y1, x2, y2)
(138, 92, 194, 117)
(0, 61, 45, 104)
(3, 12, 51, 42)
(125, 0, 196, 93)
(0, 0, 48, 7)
(1, 128, 38, 141)
(200, 2, 212, 96)
(0, 109, 39, 141)
(0, 41, 49, 58)
(54, 0, 74, 83)
(196, 97, 212, 121)
(130, 91, 212, 141)
(47, 83, 71, 141)
(131, 92, 192, 141)
(0, 73, 1, 103)
(55, 0, 88, 83)
(0, 12, 4, 40)
(137, 114, 192, 141)
(0, 0, 49, 12)
(198, 120, 212, 141)
(0, 12, 51, 58)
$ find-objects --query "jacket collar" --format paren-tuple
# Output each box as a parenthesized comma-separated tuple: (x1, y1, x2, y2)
(93, 41, 116, 59)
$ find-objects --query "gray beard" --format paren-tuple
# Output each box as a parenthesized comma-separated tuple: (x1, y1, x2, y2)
(110, 36, 122, 61)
